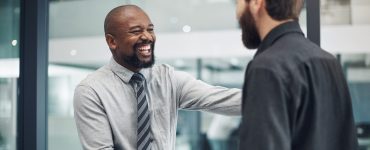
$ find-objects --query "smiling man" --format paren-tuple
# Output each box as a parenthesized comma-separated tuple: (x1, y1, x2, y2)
(73, 5, 241, 150)
(104, 6, 155, 72)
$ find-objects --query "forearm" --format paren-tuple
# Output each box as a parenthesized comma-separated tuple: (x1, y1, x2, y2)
(178, 80, 242, 115)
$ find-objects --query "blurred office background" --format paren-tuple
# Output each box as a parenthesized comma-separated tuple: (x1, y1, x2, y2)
(1, 0, 370, 149)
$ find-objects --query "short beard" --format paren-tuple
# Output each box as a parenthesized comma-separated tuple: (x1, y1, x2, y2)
(238, 8, 261, 49)
(123, 43, 155, 68)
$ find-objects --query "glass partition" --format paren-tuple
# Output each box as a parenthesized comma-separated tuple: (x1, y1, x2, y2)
(47, 0, 309, 150)
(0, 77, 18, 150)
(320, 0, 370, 148)
(47, 65, 93, 150)
(341, 54, 370, 149)
(0, 0, 20, 149)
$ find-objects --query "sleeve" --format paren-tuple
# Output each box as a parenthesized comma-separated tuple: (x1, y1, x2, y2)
(239, 68, 291, 150)
(73, 85, 114, 150)
(174, 70, 242, 116)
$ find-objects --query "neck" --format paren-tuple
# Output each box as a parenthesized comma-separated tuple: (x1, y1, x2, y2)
(257, 17, 293, 41)
(113, 56, 141, 73)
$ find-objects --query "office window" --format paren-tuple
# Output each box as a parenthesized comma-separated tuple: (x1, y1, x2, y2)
(47, 0, 310, 149)
(341, 54, 370, 149)
(0, 0, 20, 149)
(320, 0, 370, 148)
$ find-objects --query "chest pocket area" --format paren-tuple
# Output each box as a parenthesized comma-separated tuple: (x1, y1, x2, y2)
(146, 79, 173, 132)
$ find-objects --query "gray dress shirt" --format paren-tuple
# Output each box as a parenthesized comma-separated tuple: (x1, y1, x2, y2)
(74, 58, 241, 150)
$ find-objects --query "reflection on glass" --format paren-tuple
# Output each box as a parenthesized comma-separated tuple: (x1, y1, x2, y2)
(47, 65, 93, 150)
(0, 0, 20, 149)
(0, 78, 17, 150)
(341, 54, 370, 149)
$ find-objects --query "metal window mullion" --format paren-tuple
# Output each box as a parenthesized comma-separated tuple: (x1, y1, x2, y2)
(18, 0, 49, 149)
(306, 0, 321, 46)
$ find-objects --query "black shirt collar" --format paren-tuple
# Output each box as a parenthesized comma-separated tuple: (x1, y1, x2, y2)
(256, 21, 304, 57)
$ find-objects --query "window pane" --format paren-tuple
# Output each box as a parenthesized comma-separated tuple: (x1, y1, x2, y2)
(48, 1, 116, 149)
(341, 54, 370, 149)
(321, 0, 370, 149)
(48, 0, 310, 149)
(0, 0, 20, 149)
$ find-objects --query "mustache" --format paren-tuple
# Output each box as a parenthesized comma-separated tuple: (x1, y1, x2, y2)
(137, 38, 154, 45)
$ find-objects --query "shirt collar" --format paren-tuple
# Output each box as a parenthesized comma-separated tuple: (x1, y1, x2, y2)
(255, 21, 304, 57)
(108, 58, 150, 83)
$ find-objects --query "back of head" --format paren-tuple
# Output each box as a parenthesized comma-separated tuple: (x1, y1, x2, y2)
(264, 0, 304, 21)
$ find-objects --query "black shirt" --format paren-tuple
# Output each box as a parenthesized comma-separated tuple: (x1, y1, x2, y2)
(239, 21, 358, 150)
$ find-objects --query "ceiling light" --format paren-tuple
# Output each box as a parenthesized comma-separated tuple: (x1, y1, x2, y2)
(11, 40, 17, 46)
(70, 49, 77, 56)
(182, 25, 192, 33)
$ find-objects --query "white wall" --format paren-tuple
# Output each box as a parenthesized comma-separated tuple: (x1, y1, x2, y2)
(321, 25, 370, 54)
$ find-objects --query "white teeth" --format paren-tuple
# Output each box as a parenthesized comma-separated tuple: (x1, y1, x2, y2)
(137, 44, 151, 56)
(138, 45, 151, 51)
(139, 49, 150, 56)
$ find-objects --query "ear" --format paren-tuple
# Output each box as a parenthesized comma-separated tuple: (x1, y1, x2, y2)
(249, 0, 264, 17)
(105, 34, 117, 51)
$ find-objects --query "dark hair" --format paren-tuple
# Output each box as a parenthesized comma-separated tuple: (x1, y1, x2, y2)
(247, 0, 304, 21)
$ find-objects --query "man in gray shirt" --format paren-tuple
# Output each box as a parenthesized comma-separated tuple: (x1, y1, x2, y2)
(73, 5, 241, 150)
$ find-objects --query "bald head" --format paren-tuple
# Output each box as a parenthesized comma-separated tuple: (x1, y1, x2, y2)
(104, 5, 148, 35)
(104, 5, 156, 72)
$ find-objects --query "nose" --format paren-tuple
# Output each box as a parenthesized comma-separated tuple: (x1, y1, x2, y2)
(140, 31, 153, 42)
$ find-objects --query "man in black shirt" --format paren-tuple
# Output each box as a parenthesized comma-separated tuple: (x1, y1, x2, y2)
(236, 0, 359, 149)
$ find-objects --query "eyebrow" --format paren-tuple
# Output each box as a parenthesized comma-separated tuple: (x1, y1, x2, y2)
(129, 24, 154, 30)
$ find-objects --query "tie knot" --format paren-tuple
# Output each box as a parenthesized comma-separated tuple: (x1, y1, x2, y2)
(130, 73, 145, 84)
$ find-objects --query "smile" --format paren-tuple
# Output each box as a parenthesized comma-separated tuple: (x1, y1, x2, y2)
(137, 44, 152, 57)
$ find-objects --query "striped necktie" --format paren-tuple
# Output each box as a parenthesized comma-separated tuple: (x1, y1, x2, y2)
(130, 73, 152, 150)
